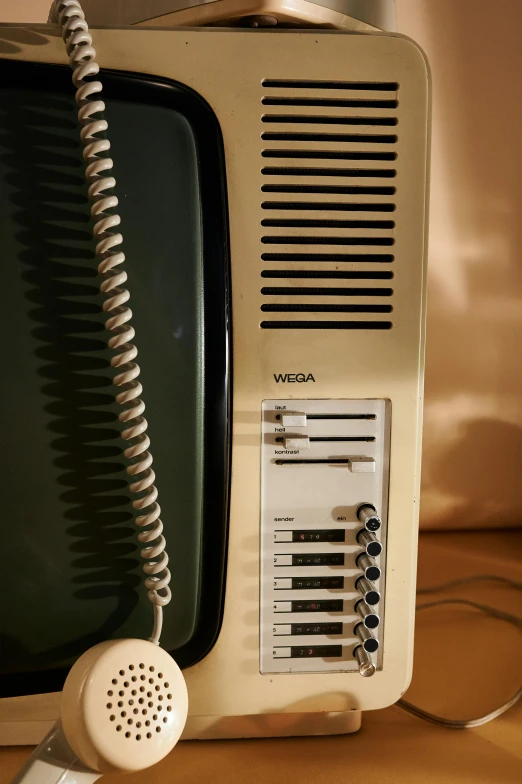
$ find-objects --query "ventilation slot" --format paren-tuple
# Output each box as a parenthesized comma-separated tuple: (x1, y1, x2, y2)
(262, 200, 395, 211)
(261, 287, 393, 297)
(262, 98, 397, 109)
(259, 78, 398, 330)
(262, 116, 397, 127)
(262, 186, 396, 195)
(262, 167, 396, 179)
(261, 253, 394, 263)
(263, 131, 397, 142)
(261, 304, 393, 313)
(262, 80, 398, 91)
(262, 237, 394, 246)
(262, 150, 396, 161)
(261, 219, 395, 229)
(260, 270, 393, 279)
(261, 321, 393, 330)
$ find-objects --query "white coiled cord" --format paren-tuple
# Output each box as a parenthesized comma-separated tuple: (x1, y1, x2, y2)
(50, 0, 171, 645)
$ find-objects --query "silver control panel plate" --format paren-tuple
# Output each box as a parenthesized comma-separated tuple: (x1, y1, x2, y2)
(260, 399, 390, 674)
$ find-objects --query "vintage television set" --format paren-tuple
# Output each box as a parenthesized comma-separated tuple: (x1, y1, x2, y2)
(0, 0, 430, 771)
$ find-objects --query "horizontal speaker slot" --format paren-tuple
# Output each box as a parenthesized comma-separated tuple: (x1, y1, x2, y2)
(262, 167, 396, 178)
(261, 287, 393, 296)
(261, 304, 393, 313)
(261, 218, 394, 229)
(262, 79, 398, 91)
(262, 98, 398, 109)
(262, 184, 396, 195)
(262, 150, 397, 161)
(261, 253, 394, 262)
(261, 321, 393, 330)
(262, 236, 394, 246)
(263, 136, 397, 147)
(262, 115, 397, 126)
(261, 270, 393, 280)
(262, 201, 395, 212)
(262, 131, 397, 143)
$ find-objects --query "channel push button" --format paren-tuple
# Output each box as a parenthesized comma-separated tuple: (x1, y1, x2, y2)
(357, 504, 382, 532)
(356, 576, 380, 606)
(354, 622, 379, 653)
(355, 600, 380, 629)
(356, 552, 381, 581)
(357, 529, 382, 557)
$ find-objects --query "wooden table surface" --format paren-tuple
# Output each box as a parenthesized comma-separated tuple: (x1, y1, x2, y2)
(2, 531, 521, 783)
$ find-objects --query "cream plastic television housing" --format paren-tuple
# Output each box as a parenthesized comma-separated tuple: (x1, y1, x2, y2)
(0, 21, 430, 743)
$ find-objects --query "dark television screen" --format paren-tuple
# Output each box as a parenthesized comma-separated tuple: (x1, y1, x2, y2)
(0, 62, 229, 696)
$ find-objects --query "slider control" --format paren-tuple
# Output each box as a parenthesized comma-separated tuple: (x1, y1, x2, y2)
(354, 622, 379, 653)
(356, 529, 383, 557)
(357, 503, 382, 532)
(354, 645, 376, 677)
(283, 435, 310, 450)
(348, 457, 375, 473)
(355, 552, 381, 582)
(281, 412, 307, 427)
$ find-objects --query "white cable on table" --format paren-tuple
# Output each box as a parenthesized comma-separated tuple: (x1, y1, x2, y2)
(397, 581, 522, 728)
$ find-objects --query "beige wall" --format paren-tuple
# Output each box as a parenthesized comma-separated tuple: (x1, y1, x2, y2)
(397, 1, 522, 529)
(1, 0, 521, 529)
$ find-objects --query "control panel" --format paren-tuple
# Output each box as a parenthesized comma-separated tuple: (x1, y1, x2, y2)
(260, 399, 390, 675)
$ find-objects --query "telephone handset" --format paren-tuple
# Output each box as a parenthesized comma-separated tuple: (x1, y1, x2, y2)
(12, 1, 188, 781)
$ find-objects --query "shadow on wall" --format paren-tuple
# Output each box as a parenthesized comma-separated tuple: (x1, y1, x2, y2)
(398, 0, 522, 529)
(427, 418, 522, 529)
(0, 26, 51, 53)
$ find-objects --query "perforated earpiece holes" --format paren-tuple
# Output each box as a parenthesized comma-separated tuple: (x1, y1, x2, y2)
(105, 662, 173, 741)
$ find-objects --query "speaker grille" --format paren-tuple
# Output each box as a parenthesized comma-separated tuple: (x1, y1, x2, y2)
(260, 79, 398, 330)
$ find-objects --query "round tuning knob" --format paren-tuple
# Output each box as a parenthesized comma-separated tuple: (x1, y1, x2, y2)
(355, 552, 381, 582)
(357, 503, 382, 532)
(356, 529, 382, 557)
(355, 576, 380, 606)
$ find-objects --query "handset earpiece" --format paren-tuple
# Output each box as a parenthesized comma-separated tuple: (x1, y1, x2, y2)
(11, 639, 188, 783)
